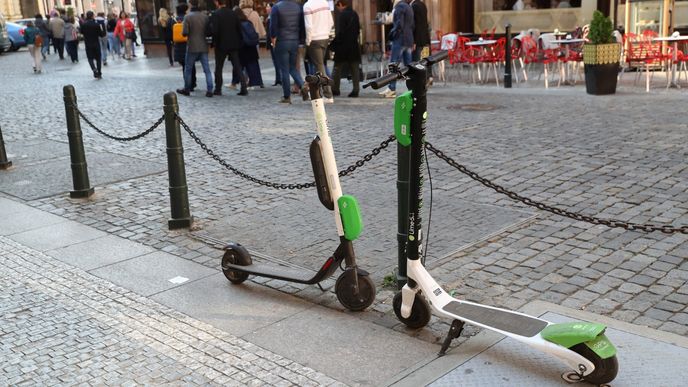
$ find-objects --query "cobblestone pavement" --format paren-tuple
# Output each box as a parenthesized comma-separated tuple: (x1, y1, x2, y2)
(0, 47, 686, 344)
(0, 236, 342, 386)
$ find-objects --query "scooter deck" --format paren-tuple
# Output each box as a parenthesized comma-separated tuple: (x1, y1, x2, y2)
(223, 261, 327, 285)
(443, 300, 548, 337)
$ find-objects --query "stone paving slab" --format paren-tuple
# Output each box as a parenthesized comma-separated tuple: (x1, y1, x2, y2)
(151, 272, 313, 337)
(3, 139, 71, 166)
(0, 235, 344, 386)
(8, 219, 107, 252)
(89, 251, 217, 297)
(389, 301, 688, 387)
(0, 151, 164, 200)
(0, 205, 67, 236)
(47, 234, 156, 271)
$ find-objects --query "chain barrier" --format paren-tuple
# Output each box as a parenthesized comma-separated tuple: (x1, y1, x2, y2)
(175, 113, 395, 190)
(75, 107, 165, 141)
(425, 141, 688, 235)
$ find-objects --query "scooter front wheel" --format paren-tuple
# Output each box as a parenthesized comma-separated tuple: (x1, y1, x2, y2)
(221, 246, 251, 284)
(335, 270, 376, 312)
(393, 291, 431, 329)
(568, 343, 618, 385)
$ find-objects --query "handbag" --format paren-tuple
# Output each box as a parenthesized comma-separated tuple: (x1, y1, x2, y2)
(126, 30, 136, 41)
(34, 34, 43, 47)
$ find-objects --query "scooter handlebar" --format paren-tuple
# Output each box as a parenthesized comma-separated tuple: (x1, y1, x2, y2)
(305, 73, 334, 87)
(421, 50, 449, 66)
(363, 72, 401, 90)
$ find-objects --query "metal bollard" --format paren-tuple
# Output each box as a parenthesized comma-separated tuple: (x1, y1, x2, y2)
(397, 143, 410, 289)
(64, 85, 94, 198)
(163, 92, 193, 230)
(504, 23, 512, 88)
(0, 125, 12, 170)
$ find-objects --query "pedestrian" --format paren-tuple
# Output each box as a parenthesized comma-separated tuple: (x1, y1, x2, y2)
(114, 11, 135, 60)
(265, 3, 281, 86)
(411, 0, 429, 61)
(303, 0, 334, 102)
(64, 17, 79, 63)
(106, 13, 120, 60)
(48, 10, 65, 60)
(381, 0, 414, 98)
(173, 4, 197, 92)
(176, 0, 214, 97)
(235, 0, 265, 89)
(210, 0, 246, 96)
(22, 20, 42, 73)
(269, 0, 307, 104)
(158, 8, 175, 66)
(35, 14, 50, 60)
(81, 11, 106, 78)
(95, 12, 108, 66)
(330, 0, 360, 98)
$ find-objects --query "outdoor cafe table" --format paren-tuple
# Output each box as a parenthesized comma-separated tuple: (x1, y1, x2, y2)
(652, 35, 688, 88)
(552, 38, 585, 85)
(465, 39, 498, 84)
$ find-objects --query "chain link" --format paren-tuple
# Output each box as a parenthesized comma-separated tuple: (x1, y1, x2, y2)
(75, 107, 164, 141)
(425, 141, 688, 235)
(175, 113, 394, 190)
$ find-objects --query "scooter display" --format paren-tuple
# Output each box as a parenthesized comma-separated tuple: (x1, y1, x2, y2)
(363, 52, 619, 385)
(221, 74, 376, 312)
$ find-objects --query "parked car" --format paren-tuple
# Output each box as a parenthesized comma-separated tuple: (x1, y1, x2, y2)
(0, 12, 11, 53)
(6, 22, 26, 51)
(11, 18, 34, 27)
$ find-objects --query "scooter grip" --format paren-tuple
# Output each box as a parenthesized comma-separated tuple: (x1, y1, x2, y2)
(363, 72, 399, 89)
(422, 50, 449, 66)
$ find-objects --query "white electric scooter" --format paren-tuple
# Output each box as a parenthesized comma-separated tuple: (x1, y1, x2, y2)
(363, 52, 618, 385)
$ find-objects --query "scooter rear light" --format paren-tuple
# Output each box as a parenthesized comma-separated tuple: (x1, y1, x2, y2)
(321, 257, 335, 271)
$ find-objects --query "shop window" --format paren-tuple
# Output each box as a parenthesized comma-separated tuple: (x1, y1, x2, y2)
(494, 0, 581, 11)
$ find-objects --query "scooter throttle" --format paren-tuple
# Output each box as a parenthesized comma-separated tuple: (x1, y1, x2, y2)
(421, 50, 449, 66)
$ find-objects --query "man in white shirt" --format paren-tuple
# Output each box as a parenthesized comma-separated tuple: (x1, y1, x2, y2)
(304, 0, 334, 101)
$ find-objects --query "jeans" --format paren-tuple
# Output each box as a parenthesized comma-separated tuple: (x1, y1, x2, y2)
(66, 40, 78, 62)
(307, 40, 332, 98)
(214, 48, 245, 92)
(53, 37, 64, 59)
(86, 46, 102, 74)
(268, 44, 281, 84)
(274, 39, 304, 98)
(184, 51, 213, 92)
(99, 36, 108, 63)
(107, 32, 120, 57)
(40, 34, 50, 56)
(389, 41, 412, 91)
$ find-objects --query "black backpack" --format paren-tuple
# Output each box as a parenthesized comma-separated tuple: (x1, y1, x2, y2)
(240, 20, 259, 47)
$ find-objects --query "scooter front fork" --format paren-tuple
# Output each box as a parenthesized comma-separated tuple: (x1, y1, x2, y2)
(400, 283, 419, 319)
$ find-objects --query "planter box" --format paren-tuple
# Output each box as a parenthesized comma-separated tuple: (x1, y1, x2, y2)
(583, 43, 621, 95)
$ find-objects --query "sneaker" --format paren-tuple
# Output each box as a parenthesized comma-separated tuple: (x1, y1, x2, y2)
(278, 97, 292, 104)
(300, 85, 310, 101)
(382, 89, 396, 98)
(103, 61, 107, 66)
(205, 91, 213, 98)
(176, 88, 190, 96)
(324, 97, 334, 104)
(348, 92, 359, 98)
(377, 87, 391, 95)
(227, 84, 237, 90)
(213, 90, 222, 96)
(237, 90, 248, 96)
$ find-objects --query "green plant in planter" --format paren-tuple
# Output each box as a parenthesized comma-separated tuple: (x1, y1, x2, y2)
(583, 10, 620, 95)
(588, 10, 614, 44)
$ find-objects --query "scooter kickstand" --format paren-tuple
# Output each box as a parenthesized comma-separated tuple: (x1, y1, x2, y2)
(438, 319, 465, 357)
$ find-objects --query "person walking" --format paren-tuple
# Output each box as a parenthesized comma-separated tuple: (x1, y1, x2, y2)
(330, 0, 360, 97)
(81, 11, 106, 78)
(106, 13, 120, 60)
(173, 4, 197, 92)
(35, 14, 50, 60)
(95, 12, 108, 66)
(269, 0, 307, 104)
(303, 0, 334, 102)
(382, 0, 414, 98)
(64, 17, 79, 63)
(158, 8, 174, 66)
(114, 11, 135, 60)
(265, 3, 281, 86)
(209, 0, 246, 96)
(235, 0, 265, 89)
(22, 21, 42, 73)
(48, 10, 65, 60)
(176, 0, 214, 97)
(411, 0, 429, 61)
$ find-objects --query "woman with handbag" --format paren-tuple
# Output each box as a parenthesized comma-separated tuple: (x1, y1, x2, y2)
(23, 20, 43, 73)
(114, 11, 136, 60)
(64, 17, 79, 63)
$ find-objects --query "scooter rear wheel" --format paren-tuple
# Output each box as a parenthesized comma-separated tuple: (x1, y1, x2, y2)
(393, 291, 431, 329)
(221, 246, 251, 284)
(570, 343, 618, 385)
(335, 270, 376, 312)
